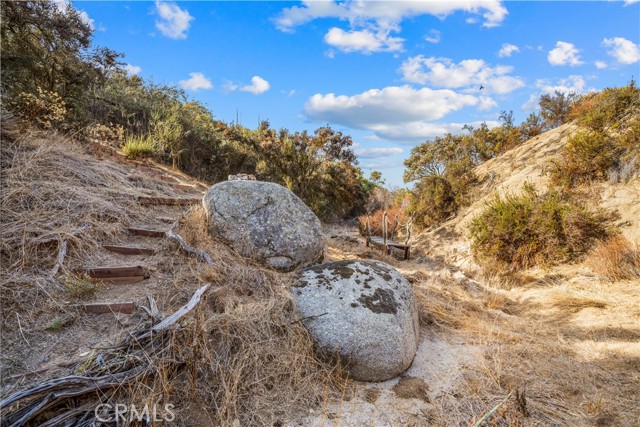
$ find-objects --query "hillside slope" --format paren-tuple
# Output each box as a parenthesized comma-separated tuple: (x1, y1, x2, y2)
(413, 122, 639, 269)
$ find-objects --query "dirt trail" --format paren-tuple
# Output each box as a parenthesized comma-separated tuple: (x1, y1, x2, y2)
(309, 225, 640, 427)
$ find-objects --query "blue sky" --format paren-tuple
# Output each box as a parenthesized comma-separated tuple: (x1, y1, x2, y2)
(75, 0, 640, 187)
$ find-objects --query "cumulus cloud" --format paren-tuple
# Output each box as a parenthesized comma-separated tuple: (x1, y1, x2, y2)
(241, 76, 270, 95)
(155, 1, 194, 40)
(305, 86, 479, 128)
(371, 120, 500, 142)
(274, 1, 507, 54)
(124, 64, 142, 76)
(225, 76, 271, 95)
(274, 0, 508, 32)
(498, 43, 519, 58)
(363, 161, 405, 169)
(179, 72, 213, 91)
(623, 0, 639, 5)
(304, 85, 497, 142)
(324, 27, 404, 54)
(595, 60, 608, 69)
(425, 29, 441, 44)
(399, 56, 524, 95)
(355, 147, 403, 158)
(603, 37, 640, 64)
(548, 41, 583, 66)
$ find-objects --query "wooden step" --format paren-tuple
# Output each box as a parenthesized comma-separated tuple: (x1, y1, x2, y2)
(128, 227, 166, 238)
(138, 196, 201, 206)
(104, 245, 155, 256)
(160, 175, 179, 182)
(77, 302, 135, 314)
(77, 265, 150, 285)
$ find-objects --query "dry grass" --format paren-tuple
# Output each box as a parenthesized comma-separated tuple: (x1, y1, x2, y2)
(1, 119, 343, 426)
(406, 266, 640, 427)
(586, 235, 640, 281)
(0, 122, 151, 317)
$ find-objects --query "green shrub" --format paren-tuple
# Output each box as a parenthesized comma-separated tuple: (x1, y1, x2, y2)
(574, 81, 640, 132)
(409, 176, 457, 228)
(549, 130, 619, 187)
(550, 83, 640, 187)
(469, 184, 613, 270)
(122, 135, 155, 159)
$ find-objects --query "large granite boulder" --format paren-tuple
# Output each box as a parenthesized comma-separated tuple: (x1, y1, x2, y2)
(203, 180, 325, 271)
(292, 260, 419, 382)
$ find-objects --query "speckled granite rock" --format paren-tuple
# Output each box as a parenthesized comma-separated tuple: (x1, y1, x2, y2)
(202, 180, 325, 271)
(292, 259, 419, 382)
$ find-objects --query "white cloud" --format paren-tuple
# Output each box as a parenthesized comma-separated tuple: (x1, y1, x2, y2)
(304, 85, 497, 142)
(179, 72, 213, 91)
(548, 41, 583, 66)
(363, 161, 405, 169)
(595, 60, 608, 69)
(124, 64, 142, 76)
(371, 120, 500, 142)
(425, 29, 441, 44)
(355, 147, 403, 158)
(623, 0, 639, 5)
(603, 37, 640, 64)
(274, 1, 508, 32)
(324, 27, 404, 54)
(223, 80, 239, 92)
(226, 76, 271, 95)
(155, 1, 194, 40)
(305, 86, 479, 128)
(274, 1, 506, 54)
(240, 76, 270, 95)
(498, 43, 519, 58)
(78, 10, 95, 30)
(399, 56, 524, 95)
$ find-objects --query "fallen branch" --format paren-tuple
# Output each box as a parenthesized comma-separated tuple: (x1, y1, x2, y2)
(49, 240, 67, 277)
(166, 219, 214, 265)
(471, 390, 514, 427)
(138, 284, 210, 339)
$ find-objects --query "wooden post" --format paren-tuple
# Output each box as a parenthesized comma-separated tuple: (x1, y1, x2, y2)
(365, 215, 372, 246)
(382, 211, 388, 255)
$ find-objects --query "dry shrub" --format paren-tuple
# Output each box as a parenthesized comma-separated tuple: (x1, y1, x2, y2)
(139, 208, 345, 426)
(9, 87, 67, 129)
(358, 205, 408, 238)
(409, 267, 640, 426)
(469, 184, 614, 270)
(586, 235, 640, 281)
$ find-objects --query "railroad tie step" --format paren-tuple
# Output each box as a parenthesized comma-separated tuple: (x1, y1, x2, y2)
(77, 265, 150, 285)
(104, 245, 155, 255)
(128, 227, 166, 238)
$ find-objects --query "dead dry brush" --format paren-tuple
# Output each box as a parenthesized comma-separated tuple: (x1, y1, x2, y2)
(409, 267, 639, 426)
(1, 123, 343, 425)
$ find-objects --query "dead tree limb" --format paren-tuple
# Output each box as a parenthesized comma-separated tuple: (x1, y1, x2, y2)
(166, 219, 214, 264)
(49, 240, 67, 277)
